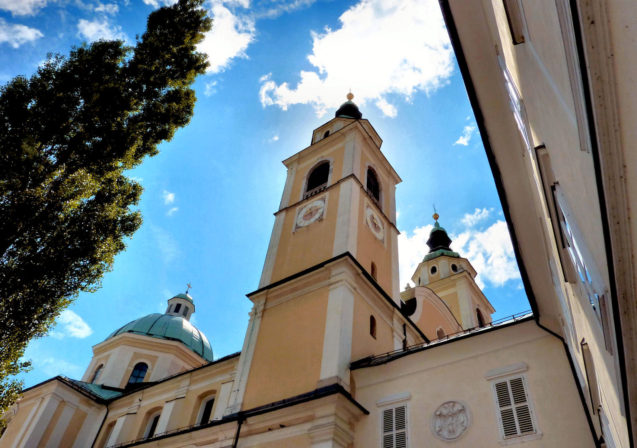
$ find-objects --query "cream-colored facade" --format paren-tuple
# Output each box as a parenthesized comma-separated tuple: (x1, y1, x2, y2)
(440, 0, 637, 446)
(1, 95, 601, 448)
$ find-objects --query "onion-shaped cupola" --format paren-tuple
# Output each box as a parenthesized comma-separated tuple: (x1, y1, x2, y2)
(335, 92, 362, 119)
(425, 213, 460, 261)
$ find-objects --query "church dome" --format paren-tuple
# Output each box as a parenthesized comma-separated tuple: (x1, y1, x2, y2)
(105, 313, 213, 362)
(335, 93, 362, 119)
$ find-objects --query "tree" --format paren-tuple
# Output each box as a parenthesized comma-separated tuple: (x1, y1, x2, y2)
(0, 0, 211, 423)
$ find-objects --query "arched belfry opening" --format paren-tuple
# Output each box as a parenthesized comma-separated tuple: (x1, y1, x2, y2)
(305, 161, 330, 198)
(367, 167, 380, 203)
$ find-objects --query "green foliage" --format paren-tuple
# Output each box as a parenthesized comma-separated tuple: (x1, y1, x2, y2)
(0, 0, 211, 421)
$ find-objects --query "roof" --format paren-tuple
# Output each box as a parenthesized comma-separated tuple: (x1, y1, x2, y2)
(106, 313, 213, 361)
(65, 378, 124, 401)
(171, 293, 194, 304)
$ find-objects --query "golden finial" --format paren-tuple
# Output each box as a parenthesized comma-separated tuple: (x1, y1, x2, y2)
(433, 204, 439, 222)
(347, 92, 354, 101)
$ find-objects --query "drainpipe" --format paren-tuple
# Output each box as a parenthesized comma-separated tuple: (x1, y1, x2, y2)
(232, 413, 244, 448)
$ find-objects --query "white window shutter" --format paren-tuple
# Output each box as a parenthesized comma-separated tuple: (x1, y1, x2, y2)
(494, 377, 536, 438)
(382, 405, 408, 448)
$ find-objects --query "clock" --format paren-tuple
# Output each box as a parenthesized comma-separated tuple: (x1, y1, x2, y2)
(296, 199, 325, 228)
(365, 206, 384, 240)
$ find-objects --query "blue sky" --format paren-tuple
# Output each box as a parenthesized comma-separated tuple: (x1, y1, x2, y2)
(1, 0, 529, 387)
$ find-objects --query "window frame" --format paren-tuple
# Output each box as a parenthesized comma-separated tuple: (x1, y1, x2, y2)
(490, 374, 541, 443)
(143, 410, 162, 440)
(303, 160, 332, 200)
(379, 402, 409, 448)
(197, 395, 216, 426)
(91, 364, 104, 384)
(366, 166, 382, 205)
(127, 362, 149, 385)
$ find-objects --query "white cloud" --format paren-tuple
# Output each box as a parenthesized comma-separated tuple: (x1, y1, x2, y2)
(0, 0, 47, 16)
(454, 124, 477, 146)
(398, 224, 434, 289)
(162, 190, 175, 205)
(198, 2, 255, 74)
(399, 219, 520, 289)
(38, 357, 82, 377)
(452, 220, 520, 288)
(461, 207, 492, 227)
(142, 0, 177, 8)
(0, 19, 43, 48)
(167, 206, 179, 216)
(256, 0, 314, 19)
(204, 80, 218, 96)
(269, 134, 279, 143)
(95, 3, 119, 14)
(259, 0, 453, 117)
(51, 310, 93, 339)
(77, 18, 127, 42)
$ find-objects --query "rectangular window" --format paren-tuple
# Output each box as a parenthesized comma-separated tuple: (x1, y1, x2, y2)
(382, 405, 408, 448)
(581, 340, 601, 414)
(493, 376, 537, 439)
(498, 54, 533, 153)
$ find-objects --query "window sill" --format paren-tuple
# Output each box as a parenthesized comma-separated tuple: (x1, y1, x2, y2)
(499, 432, 543, 445)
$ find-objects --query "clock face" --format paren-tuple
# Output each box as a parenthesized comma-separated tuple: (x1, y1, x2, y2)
(365, 206, 384, 240)
(296, 199, 325, 228)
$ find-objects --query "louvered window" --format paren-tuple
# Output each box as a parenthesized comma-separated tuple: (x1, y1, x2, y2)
(494, 376, 536, 439)
(382, 405, 407, 448)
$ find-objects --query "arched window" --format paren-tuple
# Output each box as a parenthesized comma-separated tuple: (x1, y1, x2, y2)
(476, 308, 485, 327)
(174, 303, 182, 313)
(90, 364, 103, 384)
(144, 411, 161, 439)
(366, 167, 380, 203)
(304, 161, 329, 198)
(370, 315, 377, 339)
(371, 262, 377, 280)
(198, 396, 215, 426)
(128, 362, 148, 384)
(323, 130, 330, 138)
(436, 328, 446, 339)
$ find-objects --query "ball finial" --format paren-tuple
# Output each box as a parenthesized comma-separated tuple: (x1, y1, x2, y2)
(347, 92, 354, 101)
(433, 212, 439, 221)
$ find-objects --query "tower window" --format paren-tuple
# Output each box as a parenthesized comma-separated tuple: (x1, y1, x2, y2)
(174, 303, 181, 313)
(371, 262, 377, 280)
(477, 309, 485, 327)
(451, 263, 458, 273)
(182, 306, 189, 317)
(128, 362, 148, 384)
(430, 265, 437, 275)
(305, 161, 330, 198)
(90, 364, 103, 384)
(436, 328, 445, 339)
(198, 396, 215, 425)
(366, 167, 380, 203)
(370, 315, 377, 339)
(323, 130, 330, 138)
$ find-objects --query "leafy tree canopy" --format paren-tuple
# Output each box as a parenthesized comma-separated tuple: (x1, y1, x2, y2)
(0, 0, 211, 424)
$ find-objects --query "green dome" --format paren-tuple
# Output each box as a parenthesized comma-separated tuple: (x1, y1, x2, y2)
(106, 313, 213, 361)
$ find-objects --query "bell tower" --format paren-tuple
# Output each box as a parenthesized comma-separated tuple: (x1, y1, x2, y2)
(259, 93, 401, 298)
(225, 95, 425, 415)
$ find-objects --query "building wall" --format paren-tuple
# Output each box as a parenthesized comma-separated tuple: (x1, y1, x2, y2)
(353, 321, 595, 447)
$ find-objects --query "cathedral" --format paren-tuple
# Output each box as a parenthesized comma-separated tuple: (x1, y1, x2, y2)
(1, 96, 597, 447)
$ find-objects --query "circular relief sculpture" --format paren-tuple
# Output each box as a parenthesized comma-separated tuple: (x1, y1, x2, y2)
(365, 206, 384, 241)
(432, 401, 470, 441)
(296, 199, 325, 228)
